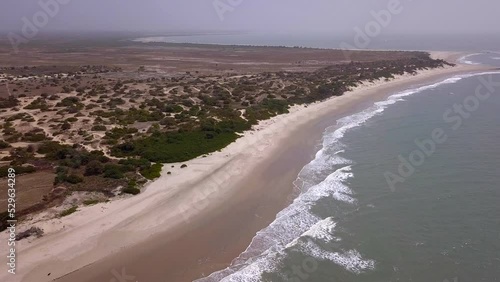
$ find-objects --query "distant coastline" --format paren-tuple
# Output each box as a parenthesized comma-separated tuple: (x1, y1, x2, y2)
(130, 32, 500, 52)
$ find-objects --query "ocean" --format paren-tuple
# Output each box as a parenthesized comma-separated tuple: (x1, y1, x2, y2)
(168, 38, 500, 282)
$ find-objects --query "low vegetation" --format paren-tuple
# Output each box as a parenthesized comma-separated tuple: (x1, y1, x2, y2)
(15, 227, 44, 241)
(140, 163, 163, 180)
(113, 131, 239, 163)
(59, 206, 78, 217)
(122, 179, 141, 195)
(83, 199, 100, 206)
(0, 165, 36, 177)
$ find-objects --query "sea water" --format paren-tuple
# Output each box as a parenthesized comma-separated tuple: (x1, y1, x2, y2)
(195, 54, 500, 282)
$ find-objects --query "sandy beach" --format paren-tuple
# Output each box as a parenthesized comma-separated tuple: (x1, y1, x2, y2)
(0, 51, 494, 282)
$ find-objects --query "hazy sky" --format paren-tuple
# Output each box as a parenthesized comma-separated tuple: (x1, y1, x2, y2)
(1, 0, 499, 34)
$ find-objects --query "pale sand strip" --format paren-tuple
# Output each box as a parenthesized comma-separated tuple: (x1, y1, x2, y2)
(0, 52, 493, 282)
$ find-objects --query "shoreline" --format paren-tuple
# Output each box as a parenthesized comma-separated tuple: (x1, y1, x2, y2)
(0, 52, 495, 282)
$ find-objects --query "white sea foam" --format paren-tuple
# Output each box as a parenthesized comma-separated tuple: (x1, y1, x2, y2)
(458, 52, 500, 65)
(289, 218, 374, 274)
(302, 217, 339, 242)
(298, 240, 375, 274)
(458, 53, 482, 65)
(195, 72, 498, 281)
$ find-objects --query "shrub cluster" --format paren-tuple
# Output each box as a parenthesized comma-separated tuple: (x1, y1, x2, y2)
(0, 165, 36, 178)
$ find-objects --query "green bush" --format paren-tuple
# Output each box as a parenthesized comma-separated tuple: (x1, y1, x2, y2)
(112, 131, 239, 163)
(61, 122, 71, 130)
(127, 179, 137, 188)
(140, 163, 163, 180)
(60, 206, 78, 217)
(0, 140, 9, 149)
(54, 166, 69, 185)
(22, 131, 47, 142)
(38, 141, 68, 155)
(103, 164, 125, 179)
(83, 199, 100, 206)
(24, 98, 50, 110)
(104, 127, 138, 140)
(122, 187, 140, 195)
(0, 97, 19, 109)
(0, 211, 13, 232)
(91, 125, 107, 131)
(122, 176, 142, 195)
(0, 165, 36, 178)
(84, 160, 104, 176)
(39, 142, 108, 170)
(118, 158, 151, 171)
(65, 174, 83, 184)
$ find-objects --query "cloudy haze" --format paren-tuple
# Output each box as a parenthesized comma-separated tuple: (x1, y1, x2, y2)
(1, 0, 499, 34)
